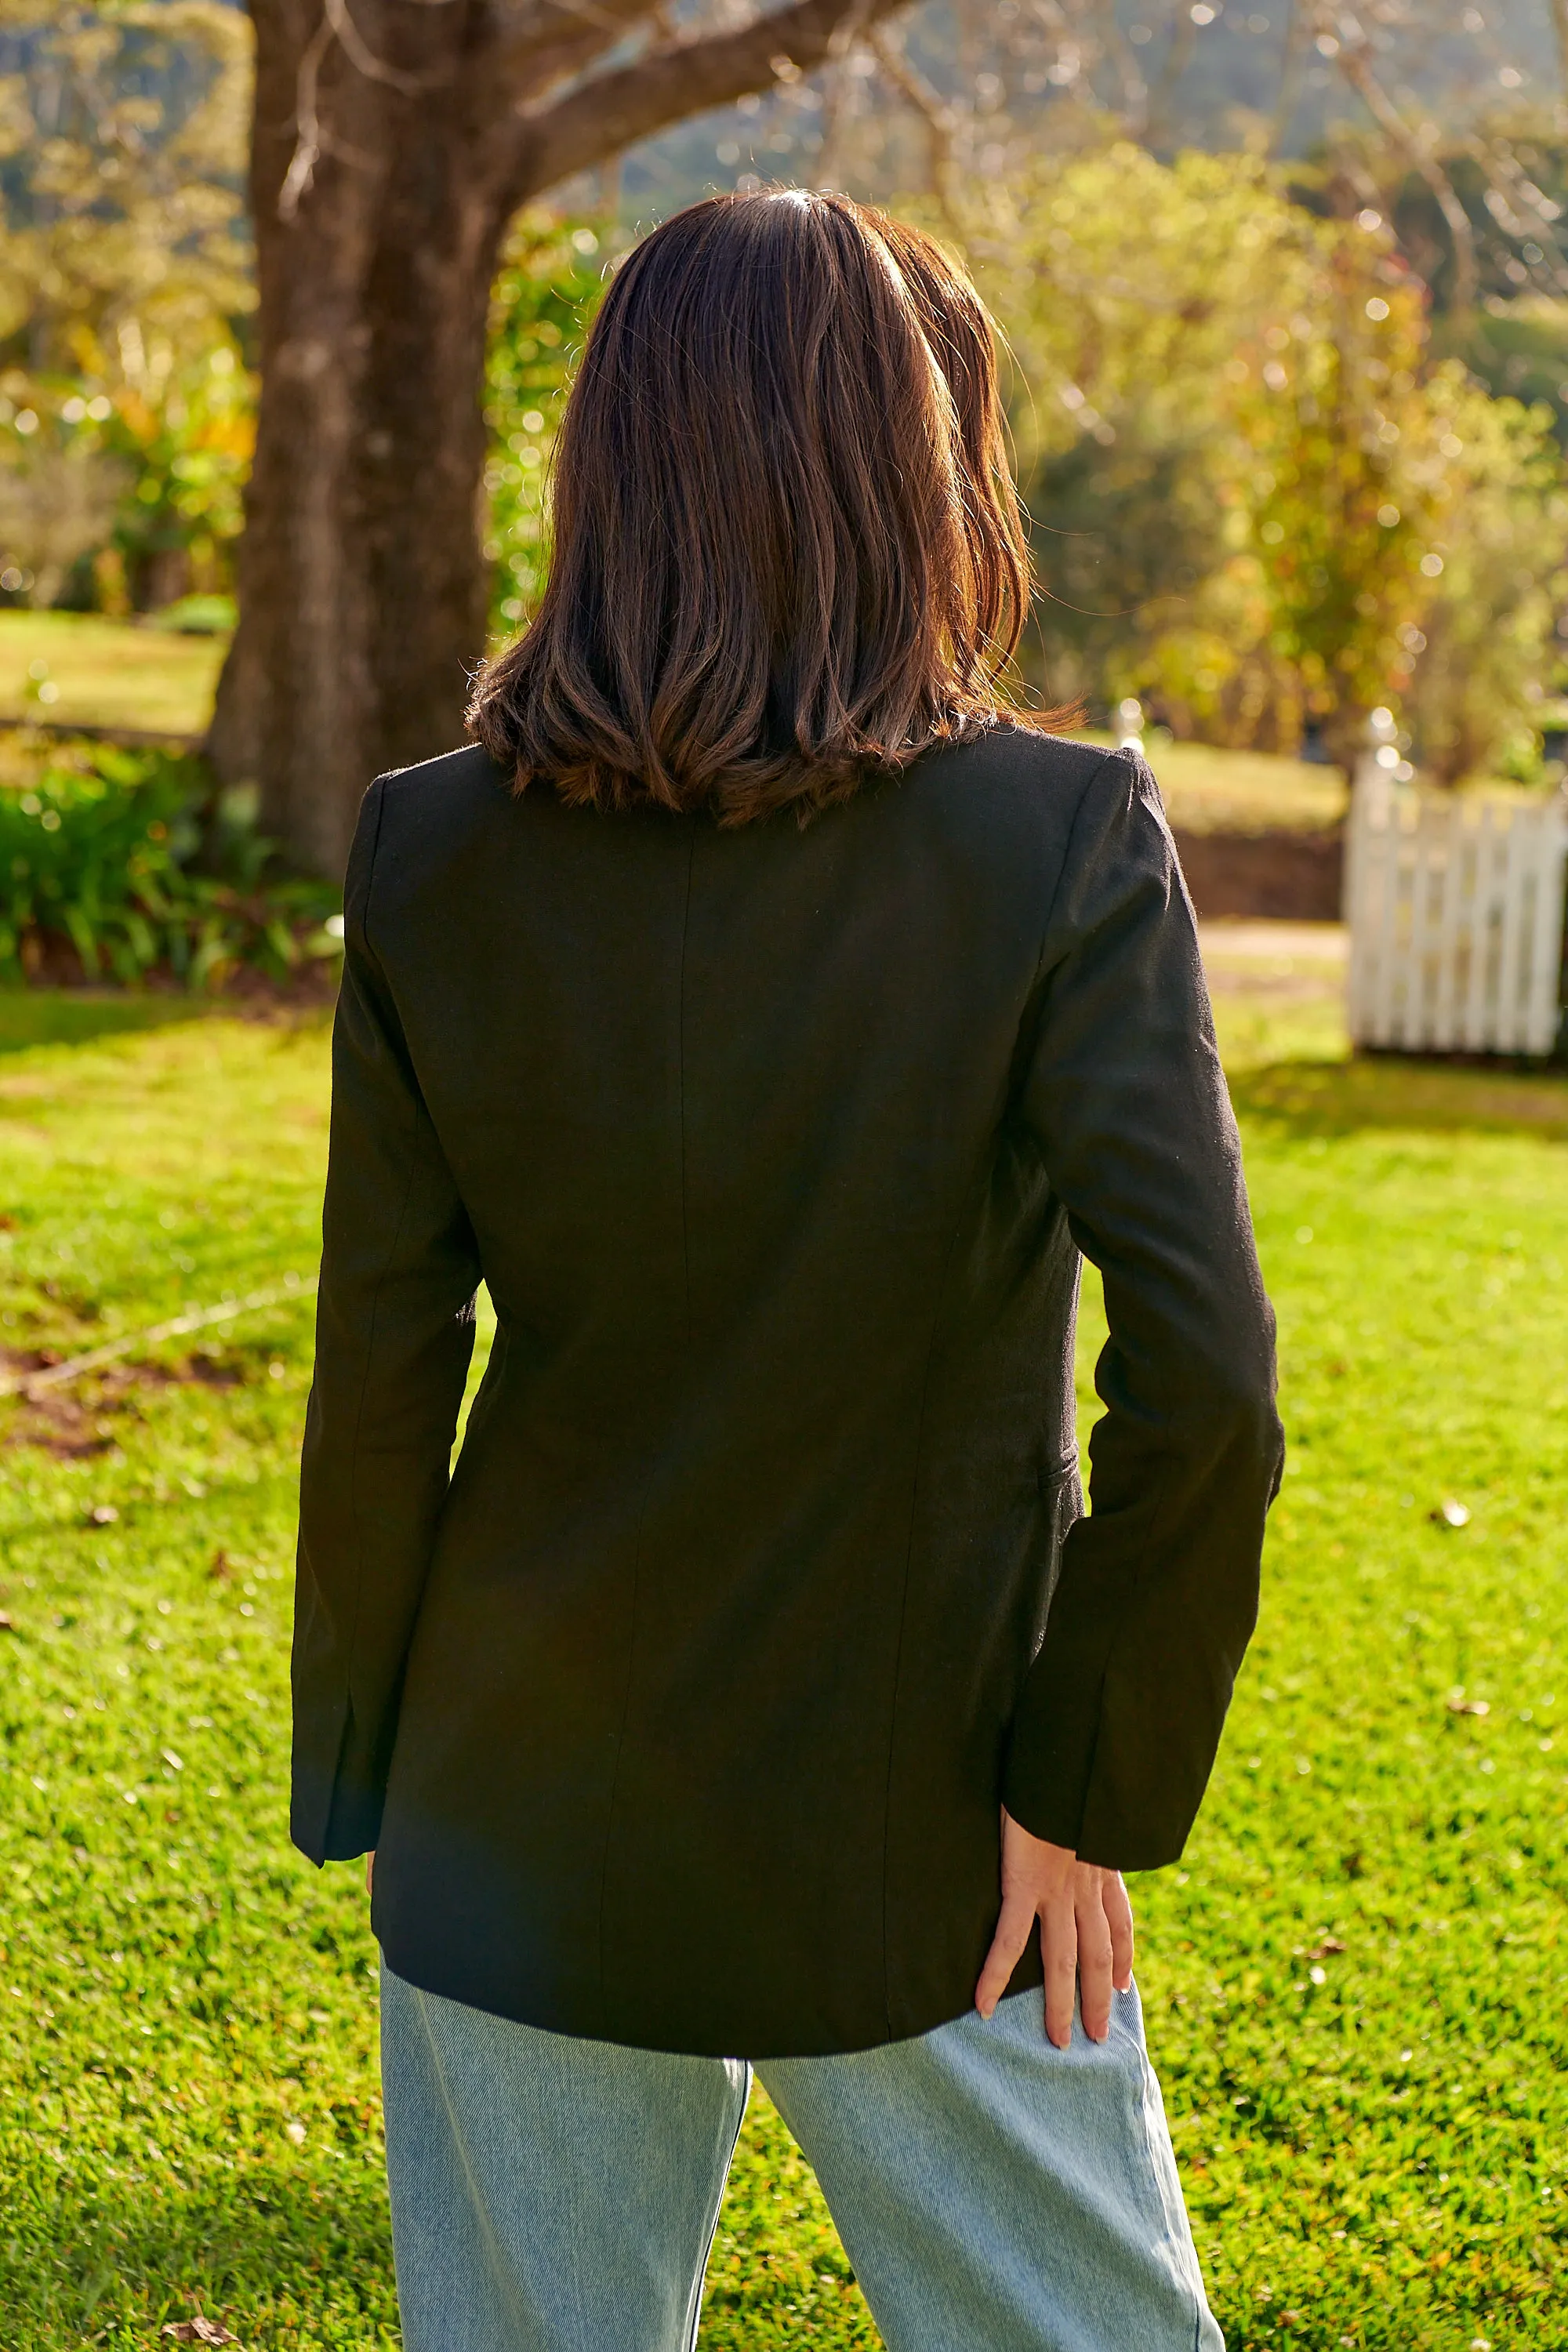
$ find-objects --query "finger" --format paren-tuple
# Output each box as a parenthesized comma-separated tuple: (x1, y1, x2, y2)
(1075, 1888, 1115, 2042)
(1103, 1871, 1134, 1989)
(975, 1890, 1036, 2019)
(1040, 1894, 1079, 2049)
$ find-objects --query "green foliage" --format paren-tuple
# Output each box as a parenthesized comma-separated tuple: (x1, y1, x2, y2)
(1228, 251, 1446, 762)
(960, 144, 1568, 776)
(482, 214, 607, 639)
(0, 339, 254, 611)
(0, 0, 253, 611)
(0, 0, 253, 375)
(1396, 380, 1568, 786)
(0, 203, 591, 620)
(1318, 113, 1568, 329)
(0, 747, 340, 987)
(0, 983, 1566, 2347)
(99, 341, 255, 607)
(1442, 296, 1568, 448)
(0, 401, 129, 608)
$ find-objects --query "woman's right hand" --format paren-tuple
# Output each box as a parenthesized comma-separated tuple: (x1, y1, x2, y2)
(975, 1809, 1134, 2048)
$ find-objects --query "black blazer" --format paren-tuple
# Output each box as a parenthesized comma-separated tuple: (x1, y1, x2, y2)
(291, 728, 1283, 2058)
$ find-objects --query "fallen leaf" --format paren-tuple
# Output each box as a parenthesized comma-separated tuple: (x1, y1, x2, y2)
(0, 1613, 13, 1633)
(89, 1504, 118, 1526)
(161, 2323, 238, 2347)
(1432, 1498, 1470, 1528)
(285, 2118, 307, 2145)
(1446, 1696, 1490, 1717)
(208, 1550, 230, 1581)
(1308, 1937, 1347, 1959)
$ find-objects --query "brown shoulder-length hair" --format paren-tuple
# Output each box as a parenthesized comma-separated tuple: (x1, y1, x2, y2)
(468, 189, 1050, 826)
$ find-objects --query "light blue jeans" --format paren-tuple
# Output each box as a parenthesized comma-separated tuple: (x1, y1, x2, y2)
(379, 1961, 1221, 2351)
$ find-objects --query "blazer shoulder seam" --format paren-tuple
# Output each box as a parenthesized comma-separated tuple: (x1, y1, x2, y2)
(1031, 749, 1132, 988)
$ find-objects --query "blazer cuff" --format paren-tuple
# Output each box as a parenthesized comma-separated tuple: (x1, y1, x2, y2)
(290, 1686, 384, 1864)
(1001, 1675, 1102, 1856)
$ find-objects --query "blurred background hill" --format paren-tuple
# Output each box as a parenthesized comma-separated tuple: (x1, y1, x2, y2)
(622, 0, 1559, 215)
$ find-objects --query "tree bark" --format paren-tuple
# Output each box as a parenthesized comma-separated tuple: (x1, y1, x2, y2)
(212, 0, 906, 878)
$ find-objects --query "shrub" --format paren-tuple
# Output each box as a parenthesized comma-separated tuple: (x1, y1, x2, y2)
(956, 145, 1568, 776)
(102, 343, 255, 611)
(1396, 382, 1568, 785)
(0, 347, 254, 614)
(1, 212, 602, 624)
(0, 746, 343, 989)
(0, 427, 130, 608)
(482, 215, 607, 637)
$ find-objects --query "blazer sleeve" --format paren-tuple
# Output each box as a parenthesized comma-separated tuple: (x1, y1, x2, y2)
(290, 778, 483, 1865)
(1004, 749, 1285, 1870)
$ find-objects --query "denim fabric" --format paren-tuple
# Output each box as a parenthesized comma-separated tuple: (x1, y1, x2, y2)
(380, 1962, 1222, 2352)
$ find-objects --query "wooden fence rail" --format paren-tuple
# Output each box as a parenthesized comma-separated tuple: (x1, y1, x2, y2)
(1345, 763, 1568, 1058)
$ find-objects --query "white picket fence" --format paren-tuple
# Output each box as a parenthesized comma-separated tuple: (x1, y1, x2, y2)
(1345, 763, 1568, 1058)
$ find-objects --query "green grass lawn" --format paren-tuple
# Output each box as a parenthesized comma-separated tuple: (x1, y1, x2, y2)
(1079, 733, 1350, 837)
(0, 614, 225, 741)
(1, 953, 1565, 2351)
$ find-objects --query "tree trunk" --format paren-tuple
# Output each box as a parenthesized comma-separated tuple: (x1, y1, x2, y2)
(210, 5, 510, 876)
(212, 0, 906, 877)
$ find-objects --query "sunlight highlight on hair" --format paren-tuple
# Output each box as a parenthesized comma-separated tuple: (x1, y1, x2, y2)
(470, 192, 1073, 825)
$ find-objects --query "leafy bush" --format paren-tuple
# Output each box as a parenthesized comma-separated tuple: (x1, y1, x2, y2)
(0, 426, 130, 607)
(0, 746, 343, 989)
(1396, 382, 1568, 786)
(0, 343, 255, 614)
(959, 145, 1568, 777)
(101, 343, 255, 610)
(2, 209, 601, 626)
(482, 215, 607, 636)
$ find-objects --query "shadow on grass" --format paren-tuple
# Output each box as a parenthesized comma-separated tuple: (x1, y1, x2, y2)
(0, 989, 217, 1056)
(1230, 1050, 1568, 1141)
(11, 2159, 397, 2342)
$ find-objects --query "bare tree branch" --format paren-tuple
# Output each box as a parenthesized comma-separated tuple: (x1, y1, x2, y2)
(1267, 0, 1306, 160)
(1550, 0, 1568, 97)
(1472, 133, 1568, 297)
(867, 23, 961, 223)
(484, 0, 670, 117)
(324, 0, 453, 92)
(1144, 0, 1195, 150)
(1323, 17, 1477, 311)
(278, 0, 460, 223)
(814, 0, 879, 190)
(513, 0, 909, 200)
(278, 10, 336, 221)
(1083, 0, 1147, 136)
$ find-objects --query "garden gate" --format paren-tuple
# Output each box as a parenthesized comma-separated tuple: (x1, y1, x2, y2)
(1345, 764, 1568, 1058)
